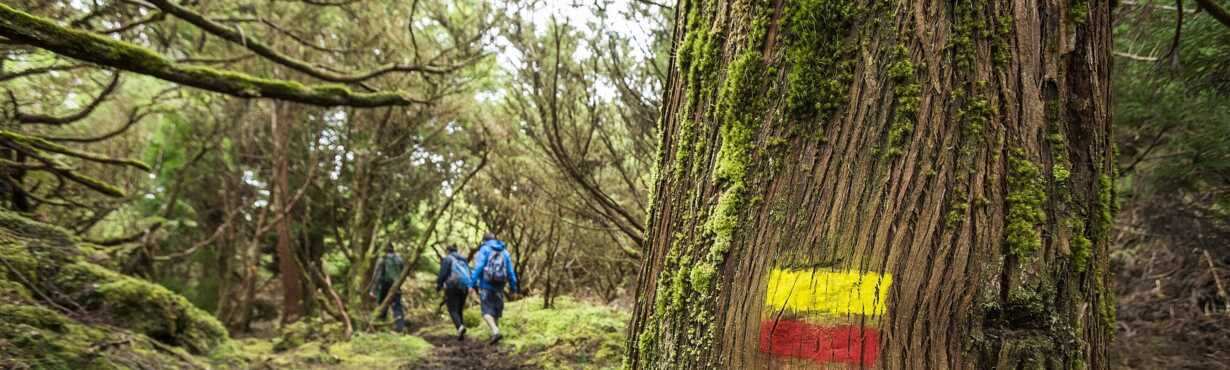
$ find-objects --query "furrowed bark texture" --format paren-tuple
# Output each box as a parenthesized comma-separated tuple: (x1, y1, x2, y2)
(626, 0, 1114, 369)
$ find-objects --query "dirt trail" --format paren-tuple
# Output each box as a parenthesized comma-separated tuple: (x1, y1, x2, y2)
(406, 334, 534, 370)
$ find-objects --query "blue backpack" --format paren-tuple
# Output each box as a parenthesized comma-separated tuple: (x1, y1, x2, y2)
(482, 251, 509, 285)
(445, 256, 471, 290)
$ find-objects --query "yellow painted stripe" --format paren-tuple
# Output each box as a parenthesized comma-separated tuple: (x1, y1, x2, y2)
(764, 268, 891, 316)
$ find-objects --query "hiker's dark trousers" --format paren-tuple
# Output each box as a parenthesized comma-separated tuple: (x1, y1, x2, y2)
(478, 287, 504, 320)
(444, 288, 467, 328)
(376, 282, 406, 331)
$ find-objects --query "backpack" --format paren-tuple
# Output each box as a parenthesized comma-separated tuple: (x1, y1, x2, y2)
(444, 256, 471, 290)
(380, 255, 404, 285)
(482, 250, 509, 285)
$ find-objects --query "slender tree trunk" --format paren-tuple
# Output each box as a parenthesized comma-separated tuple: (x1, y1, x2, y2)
(215, 175, 241, 324)
(543, 213, 561, 309)
(626, 0, 1115, 369)
(272, 102, 305, 323)
(345, 131, 376, 308)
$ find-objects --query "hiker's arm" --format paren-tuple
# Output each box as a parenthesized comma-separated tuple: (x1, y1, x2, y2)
(470, 250, 487, 285)
(507, 253, 519, 294)
(435, 257, 449, 291)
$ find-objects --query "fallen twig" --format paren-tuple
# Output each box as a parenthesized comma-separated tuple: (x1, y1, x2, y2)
(1202, 249, 1230, 315)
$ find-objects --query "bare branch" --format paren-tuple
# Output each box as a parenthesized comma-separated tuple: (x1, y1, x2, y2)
(44, 106, 160, 143)
(0, 63, 89, 82)
(1114, 50, 1160, 61)
(146, 0, 465, 83)
(17, 73, 120, 125)
(99, 11, 166, 34)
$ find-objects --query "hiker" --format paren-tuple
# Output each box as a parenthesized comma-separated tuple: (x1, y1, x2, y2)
(469, 233, 518, 344)
(369, 244, 407, 332)
(435, 244, 472, 341)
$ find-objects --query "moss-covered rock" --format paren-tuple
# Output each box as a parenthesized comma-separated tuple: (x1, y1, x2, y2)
(0, 209, 230, 367)
(0, 286, 211, 369)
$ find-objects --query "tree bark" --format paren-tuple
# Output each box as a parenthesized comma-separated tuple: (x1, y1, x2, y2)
(626, 0, 1115, 369)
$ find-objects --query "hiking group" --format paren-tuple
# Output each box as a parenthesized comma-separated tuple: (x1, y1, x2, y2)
(369, 232, 519, 344)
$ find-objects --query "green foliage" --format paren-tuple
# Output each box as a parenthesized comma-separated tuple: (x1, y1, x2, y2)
(1068, 0, 1090, 25)
(1114, 7, 1230, 212)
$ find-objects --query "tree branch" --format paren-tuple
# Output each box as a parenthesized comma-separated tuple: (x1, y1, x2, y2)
(17, 73, 121, 125)
(146, 0, 462, 83)
(44, 106, 160, 143)
(0, 131, 151, 171)
(0, 3, 416, 107)
(85, 222, 162, 246)
(1195, 0, 1230, 29)
(0, 63, 88, 82)
(0, 136, 127, 197)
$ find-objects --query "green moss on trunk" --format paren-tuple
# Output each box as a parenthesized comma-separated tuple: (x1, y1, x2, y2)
(786, 0, 857, 119)
(1006, 149, 1047, 257)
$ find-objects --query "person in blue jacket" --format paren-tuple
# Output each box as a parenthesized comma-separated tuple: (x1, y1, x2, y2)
(469, 232, 518, 344)
(435, 245, 471, 341)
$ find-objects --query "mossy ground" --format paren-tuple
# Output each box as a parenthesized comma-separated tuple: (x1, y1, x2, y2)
(418, 295, 629, 370)
(226, 332, 431, 369)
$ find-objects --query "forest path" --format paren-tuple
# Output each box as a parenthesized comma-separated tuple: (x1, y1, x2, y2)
(408, 334, 534, 370)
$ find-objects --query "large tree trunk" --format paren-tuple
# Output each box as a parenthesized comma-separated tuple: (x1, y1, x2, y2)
(626, 0, 1115, 369)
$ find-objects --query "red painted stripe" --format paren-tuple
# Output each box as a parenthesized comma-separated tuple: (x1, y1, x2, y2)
(759, 319, 879, 366)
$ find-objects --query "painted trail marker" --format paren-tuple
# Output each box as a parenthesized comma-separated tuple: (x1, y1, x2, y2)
(760, 268, 891, 367)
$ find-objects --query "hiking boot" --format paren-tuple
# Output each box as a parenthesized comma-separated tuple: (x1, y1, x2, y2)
(488, 333, 502, 345)
(457, 326, 466, 341)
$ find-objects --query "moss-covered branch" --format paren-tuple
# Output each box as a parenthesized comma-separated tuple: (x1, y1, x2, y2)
(0, 130, 151, 171)
(0, 131, 139, 197)
(0, 3, 417, 107)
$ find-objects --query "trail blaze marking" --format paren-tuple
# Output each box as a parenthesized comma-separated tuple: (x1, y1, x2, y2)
(760, 268, 891, 367)
(758, 320, 880, 365)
